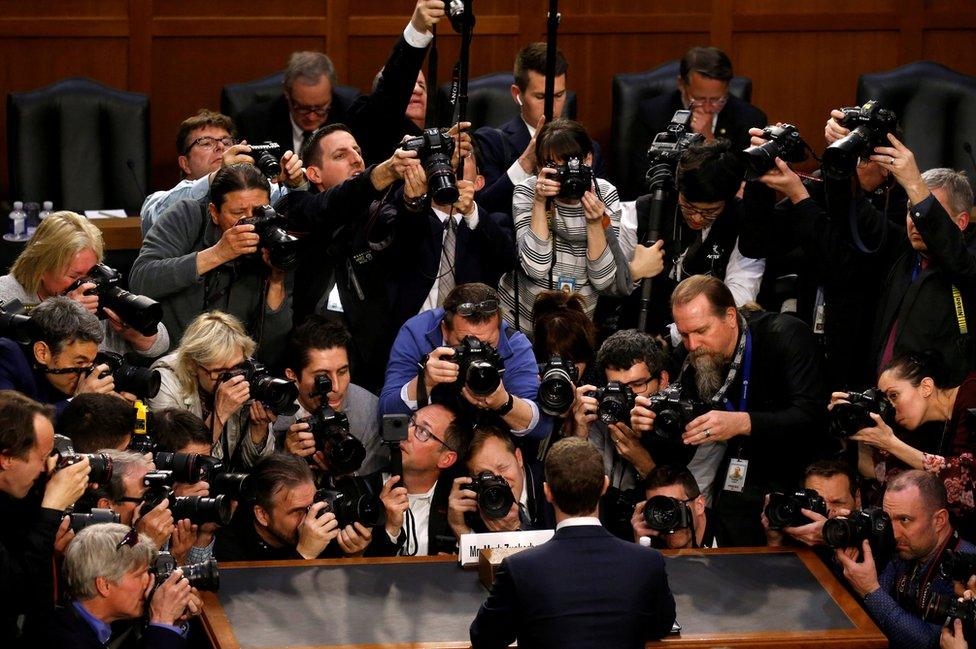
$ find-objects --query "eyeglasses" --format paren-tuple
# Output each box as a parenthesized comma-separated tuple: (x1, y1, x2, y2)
(288, 96, 331, 117)
(621, 376, 655, 393)
(687, 94, 728, 110)
(452, 300, 499, 317)
(199, 363, 242, 381)
(409, 416, 456, 452)
(185, 136, 236, 154)
(115, 528, 139, 552)
(678, 197, 725, 221)
(43, 364, 95, 376)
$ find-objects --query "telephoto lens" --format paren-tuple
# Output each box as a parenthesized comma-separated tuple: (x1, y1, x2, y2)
(465, 471, 516, 519)
(170, 495, 233, 526)
(537, 355, 579, 416)
(69, 508, 120, 532)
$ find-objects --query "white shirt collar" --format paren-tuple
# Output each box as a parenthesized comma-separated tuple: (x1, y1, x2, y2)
(431, 205, 462, 225)
(556, 516, 602, 530)
(522, 116, 537, 138)
(408, 480, 437, 501)
(519, 478, 528, 510)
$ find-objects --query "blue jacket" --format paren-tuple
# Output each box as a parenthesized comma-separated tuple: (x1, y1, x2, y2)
(0, 338, 71, 416)
(379, 308, 550, 439)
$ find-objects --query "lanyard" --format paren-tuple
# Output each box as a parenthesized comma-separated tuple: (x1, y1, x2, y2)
(723, 325, 752, 412)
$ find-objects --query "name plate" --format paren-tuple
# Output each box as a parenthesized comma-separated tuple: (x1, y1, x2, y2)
(458, 529, 554, 567)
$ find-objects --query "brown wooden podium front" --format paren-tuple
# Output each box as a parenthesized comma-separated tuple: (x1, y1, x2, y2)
(199, 548, 887, 649)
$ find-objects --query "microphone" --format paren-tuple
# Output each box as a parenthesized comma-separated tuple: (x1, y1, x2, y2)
(126, 159, 146, 201)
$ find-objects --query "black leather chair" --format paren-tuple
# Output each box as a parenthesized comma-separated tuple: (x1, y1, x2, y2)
(610, 60, 753, 198)
(7, 77, 149, 214)
(433, 71, 577, 132)
(856, 61, 976, 184)
(220, 71, 363, 126)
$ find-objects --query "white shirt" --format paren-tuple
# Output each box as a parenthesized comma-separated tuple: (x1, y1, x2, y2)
(289, 116, 306, 158)
(555, 516, 602, 531)
(419, 206, 479, 313)
(404, 481, 437, 556)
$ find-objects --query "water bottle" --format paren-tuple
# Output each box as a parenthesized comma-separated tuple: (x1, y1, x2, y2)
(38, 200, 53, 222)
(4, 201, 29, 242)
(24, 202, 39, 237)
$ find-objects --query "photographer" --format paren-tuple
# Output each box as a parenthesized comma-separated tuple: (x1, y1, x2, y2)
(57, 393, 137, 453)
(38, 523, 198, 649)
(214, 452, 371, 560)
(277, 316, 386, 477)
(631, 465, 730, 549)
(0, 212, 168, 357)
(149, 311, 275, 470)
(630, 276, 825, 546)
(497, 118, 630, 334)
(0, 297, 120, 415)
(0, 391, 91, 645)
(380, 283, 547, 440)
(447, 425, 554, 539)
(834, 470, 975, 649)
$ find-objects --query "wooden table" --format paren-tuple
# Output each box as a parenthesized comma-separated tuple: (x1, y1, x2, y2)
(90, 216, 142, 250)
(199, 548, 887, 649)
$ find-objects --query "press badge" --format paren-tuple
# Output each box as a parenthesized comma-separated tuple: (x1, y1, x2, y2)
(556, 276, 577, 293)
(723, 458, 749, 492)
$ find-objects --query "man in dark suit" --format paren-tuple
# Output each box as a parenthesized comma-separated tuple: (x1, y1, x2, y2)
(628, 46, 766, 199)
(470, 437, 676, 649)
(473, 42, 604, 215)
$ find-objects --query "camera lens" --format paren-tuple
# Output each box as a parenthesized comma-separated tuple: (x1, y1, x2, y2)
(425, 154, 459, 205)
(261, 226, 301, 272)
(209, 472, 249, 499)
(821, 516, 858, 548)
(643, 495, 686, 532)
(182, 558, 220, 592)
(251, 375, 299, 415)
(828, 402, 875, 438)
(538, 368, 575, 416)
(822, 127, 872, 179)
(69, 508, 120, 533)
(464, 360, 501, 396)
(88, 454, 113, 484)
(476, 476, 515, 519)
(171, 495, 232, 526)
(320, 432, 367, 475)
(254, 152, 281, 178)
(598, 396, 628, 425)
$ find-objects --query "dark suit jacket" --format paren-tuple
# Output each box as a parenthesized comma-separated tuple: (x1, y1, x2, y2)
(474, 116, 605, 215)
(469, 524, 676, 649)
(35, 603, 185, 649)
(627, 90, 767, 199)
(0, 338, 70, 416)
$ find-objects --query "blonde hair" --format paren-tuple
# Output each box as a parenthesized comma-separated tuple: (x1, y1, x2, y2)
(175, 311, 256, 397)
(10, 211, 104, 296)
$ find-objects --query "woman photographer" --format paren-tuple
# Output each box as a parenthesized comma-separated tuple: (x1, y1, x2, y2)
(150, 310, 276, 470)
(499, 119, 630, 334)
(830, 350, 976, 535)
(0, 211, 168, 356)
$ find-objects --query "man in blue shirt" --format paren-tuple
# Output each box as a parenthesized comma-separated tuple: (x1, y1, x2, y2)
(380, 283, 549, 440)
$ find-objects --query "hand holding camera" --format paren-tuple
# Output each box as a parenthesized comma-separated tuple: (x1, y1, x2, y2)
(380, 475, 409, 539)
(136, 497, 176, 548)
(247, 400, 277, 445)
(448, 476, 478, 537)
(571, 384, 599, 437)
(402, 163, 428, 202)
(445, 121, 473, 169)
(74, 363, 116, 396)
(65, 280, 100, 314)
(213, 373, 250, 426)
(849, 412, 897, 452)
(297, 502, 339, 559)
(835, 539, 881, 597)
(214, 222, 261, 264)
(335, 522, 373, 556)
(286, 421, 317, 458)
(630, 395, 658, 434)
(278, 150, 305, 188)
(41, 454, 91, 511)
(148, 567, 192, 627)
(869, 132, 928, 203)
(423, 346, 459, 392)
(631, 500, 656, 541)
(534, 166, 560, 204)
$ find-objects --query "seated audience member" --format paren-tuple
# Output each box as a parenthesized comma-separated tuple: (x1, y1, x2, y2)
(150, 409, 214, 456)
(0, 391, 91, 645)
(214, 453, 371, 560)
(149, 311, 275, 470)
(0, 212, 169, 357)
(470, 437, 676, 648)
(632, 465, 730, 549)
(38, 523, 196, 649)
(629, 46, 766, 199)
(372, 403, 467, 556)
(473, 42, 604, 215)
(380, 283, 548, 440)
(57, 393, 135, 452)
(277, 316, 386, 477)
(835, 470, 976, 649)
(763, 459, 861, 548)
(0, 297, 117, 415)
(447, 425, 555, 539)
(631, 276, 825, 546)
(497, 119, 629, 334)
(129, 164, 293, 364)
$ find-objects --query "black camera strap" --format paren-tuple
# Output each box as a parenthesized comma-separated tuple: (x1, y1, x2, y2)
(895, 529, 960, 613)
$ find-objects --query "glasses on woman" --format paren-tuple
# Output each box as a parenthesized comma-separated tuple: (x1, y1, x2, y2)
(409, 416, 456, 452)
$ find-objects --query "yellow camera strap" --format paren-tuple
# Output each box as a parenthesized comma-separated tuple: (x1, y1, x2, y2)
(952, 284, 968, 335)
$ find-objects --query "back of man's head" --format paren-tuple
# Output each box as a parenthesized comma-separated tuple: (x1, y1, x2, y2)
(0, 390, 52, 460)
(247, 453, 314, 517)
(676, 139, 744, 203)
(886, 469, 948, 514)
(921, 168, 973, 219)
(149, 408, 212, 453)
(544, 438, 605, 516)
(176, 109, 236, 155)
(643, 465, 700, 500)
(670, 275, 736, 317)
(284, 51, 336, 92)
(514, 42, 568, 91)
(58, 394, 133, 453)
(283, 315, 351, 375)
(30, 296, 104, 353)
(679, 46, 733, 83)
(64, 523, 156, 602)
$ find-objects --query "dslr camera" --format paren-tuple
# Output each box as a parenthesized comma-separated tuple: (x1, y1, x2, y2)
(822, 507, 894, 557)
(66, 264, 163, 337)
(142, 470, 233, 526)
(940, 549, 976, 582)
(645, 384, 709, 442)
(451, 336, 504, 396)
(93, 351, 161, 399)
(645, 110, 705, 191)
(237, 205, 300, 272)
(150, 551, 220, 592)
(52, 434, 113, 483)
(822, 100, 899, 179)
(643, 495, 693, 534)
(313, 476, 385, 528)
(300, 374, 366, 475)
(401, 128, 459, 205)
(247, 142, 282, 178)
(220, 358, 299, 416)
(69, 508, 120, 532)
(764, 489, 828, 530)
(464, 471, 516, 520)
(737, 124, 809, 181)
(537, 355, 579, 416)
(828, 387, 894, 438)
(152, 451, 249, 499)
(548, 157, 594, 201)
(922, 591, 976, 630)
(587, 381, 636, 425)
(0, 298, 34, 344)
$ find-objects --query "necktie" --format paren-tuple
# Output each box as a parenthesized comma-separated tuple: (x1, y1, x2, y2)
(300, 130, 314, 157)
(436, 217, 457, 307)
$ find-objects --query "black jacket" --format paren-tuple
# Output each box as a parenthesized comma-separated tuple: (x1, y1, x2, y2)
(213, 506, 344, 562)
(469, 524, 675, 649)
(465, 461, 556, 534)
(33, 603, 185, 649)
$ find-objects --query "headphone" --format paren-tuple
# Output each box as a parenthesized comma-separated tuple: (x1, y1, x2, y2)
(515, 93, 523, 107)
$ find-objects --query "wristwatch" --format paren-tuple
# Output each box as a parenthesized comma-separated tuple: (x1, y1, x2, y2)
(493, 392, 515, 415)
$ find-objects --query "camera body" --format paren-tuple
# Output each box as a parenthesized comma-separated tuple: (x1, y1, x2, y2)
(94, 351, 161, 399)
(922, 592, 976, 628)
(401, 128, 459, 205)
(821, 507, 894, 556)
(451, 336, 504, 396)
(588, 381, 636, 425)
(220, 358, 299, 416)
(465, 471, 515, 519)
(549, 156, 594, 201)
(247, 142, 282, 178)
(646, 384, 708, 441)
(643, 495, 693, 534)
(53, 434, 113, 483)
(822, 100, 899, 179)
(69, 508, 120, 533)
(645, 110, 705, 191)
(150, 551, 220, 592)
(313, 476, 385, 528)
(0, 298, 34, 344)
(764, 489, 828, 530)
(828, 387, 894, 438)
(537, 354, 579, 416)
(738, 124, 808, 180)
(303, 409, 366, 475)
(66, 264, 163, 337)
(237, 205, 300, 272)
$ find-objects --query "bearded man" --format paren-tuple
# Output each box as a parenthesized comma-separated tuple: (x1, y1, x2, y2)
(631, 275, 825, 545)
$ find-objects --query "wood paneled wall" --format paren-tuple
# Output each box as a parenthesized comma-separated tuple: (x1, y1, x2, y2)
(1, 0, 974, 201)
